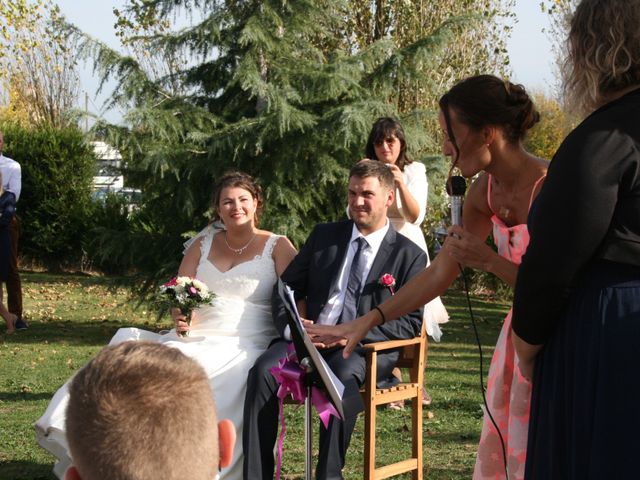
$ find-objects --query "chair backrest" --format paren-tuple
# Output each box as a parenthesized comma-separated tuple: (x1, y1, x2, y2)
(394, 320, 427, 382)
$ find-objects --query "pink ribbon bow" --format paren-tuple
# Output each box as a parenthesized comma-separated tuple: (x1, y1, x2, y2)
(269, 343, 340, 479)
(270, 345, 306, 404)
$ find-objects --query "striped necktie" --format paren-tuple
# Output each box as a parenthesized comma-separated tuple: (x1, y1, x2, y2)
(339, 237, 367, 323)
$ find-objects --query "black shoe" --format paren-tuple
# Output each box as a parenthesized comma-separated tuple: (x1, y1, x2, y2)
(14, 317, 28, 330)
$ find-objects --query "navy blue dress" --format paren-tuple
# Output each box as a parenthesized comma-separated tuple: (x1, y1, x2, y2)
(0, 191, 16, 282)
(525, 260, 640, 478)
(512, 88, 640, 478)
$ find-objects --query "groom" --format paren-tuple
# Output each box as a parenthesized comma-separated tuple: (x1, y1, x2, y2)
(243, 160, 427, 479)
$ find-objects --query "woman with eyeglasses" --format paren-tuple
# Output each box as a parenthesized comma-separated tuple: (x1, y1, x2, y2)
(366, 118, 450, 337)
(363, 117, 449, 408)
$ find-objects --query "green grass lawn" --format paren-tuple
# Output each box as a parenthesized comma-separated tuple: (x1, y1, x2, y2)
(0, 272, 508, 479)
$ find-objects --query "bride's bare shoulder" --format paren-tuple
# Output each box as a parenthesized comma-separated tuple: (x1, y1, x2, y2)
(263, 233, 297, 274)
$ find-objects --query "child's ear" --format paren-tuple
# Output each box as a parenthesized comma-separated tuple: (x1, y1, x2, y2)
(218, 419, 236, 468)
(64, 466, 82, 480)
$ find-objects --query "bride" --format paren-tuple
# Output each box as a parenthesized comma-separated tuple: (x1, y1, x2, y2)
(35, 171, 297, 480)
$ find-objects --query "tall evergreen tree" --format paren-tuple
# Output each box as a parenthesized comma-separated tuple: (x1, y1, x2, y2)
(76, 0, 491, 287)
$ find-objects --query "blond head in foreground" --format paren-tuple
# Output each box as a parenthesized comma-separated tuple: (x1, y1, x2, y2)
(65, 341, 235, 480)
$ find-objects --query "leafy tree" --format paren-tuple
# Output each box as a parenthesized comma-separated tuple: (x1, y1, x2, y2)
(525, 91, 577, 161)
(0, 0, 80, 128)
(345, 0, 515, 119)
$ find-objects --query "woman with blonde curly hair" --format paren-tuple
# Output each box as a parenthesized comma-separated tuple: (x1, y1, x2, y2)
(511, 0, 640, 477)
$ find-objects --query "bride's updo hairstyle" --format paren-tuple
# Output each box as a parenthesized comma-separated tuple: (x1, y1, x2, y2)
(439, 74, 540, 159)
(211, 171, 264, 225)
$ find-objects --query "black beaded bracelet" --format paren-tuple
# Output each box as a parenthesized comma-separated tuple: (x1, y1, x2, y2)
(373, 306, 386, 325)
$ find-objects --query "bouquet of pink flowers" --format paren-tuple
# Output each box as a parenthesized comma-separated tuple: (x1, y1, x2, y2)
(157, 276, 214, 336)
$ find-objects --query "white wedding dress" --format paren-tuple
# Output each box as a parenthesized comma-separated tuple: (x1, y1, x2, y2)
(35, 228, 281, 480)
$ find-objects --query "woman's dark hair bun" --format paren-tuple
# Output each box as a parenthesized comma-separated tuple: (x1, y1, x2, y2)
(439, 74, 540, 143)
(504, 81, 540, 137)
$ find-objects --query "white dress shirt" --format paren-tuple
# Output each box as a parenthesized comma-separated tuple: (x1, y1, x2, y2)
(0, 154, 22, 201)
(316, 221, 390, 326)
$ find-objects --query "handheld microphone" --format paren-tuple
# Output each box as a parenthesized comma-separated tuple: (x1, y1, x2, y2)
(446, 176, 467, 226)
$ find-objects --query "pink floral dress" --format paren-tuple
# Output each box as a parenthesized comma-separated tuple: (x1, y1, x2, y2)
(472, 174, 545, 480)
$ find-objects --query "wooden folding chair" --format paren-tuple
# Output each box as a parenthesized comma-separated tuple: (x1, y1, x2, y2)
(360, 322, 427, 479)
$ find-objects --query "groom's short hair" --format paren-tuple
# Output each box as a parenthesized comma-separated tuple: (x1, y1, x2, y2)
(66, 341, 219, 480)
(349, 159, 395, 190)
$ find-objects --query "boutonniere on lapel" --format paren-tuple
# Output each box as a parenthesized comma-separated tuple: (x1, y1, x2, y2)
(378, 273, 396, 295)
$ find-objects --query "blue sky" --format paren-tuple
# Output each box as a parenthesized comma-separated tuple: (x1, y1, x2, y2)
(507, 0, 556, 91)
(55, 0, 555, 122)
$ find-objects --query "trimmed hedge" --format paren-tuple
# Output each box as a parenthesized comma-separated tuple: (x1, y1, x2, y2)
(1, 123, 96, 269)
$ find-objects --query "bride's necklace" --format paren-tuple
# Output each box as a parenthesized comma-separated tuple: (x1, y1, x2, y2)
(224, 231, 257, 255)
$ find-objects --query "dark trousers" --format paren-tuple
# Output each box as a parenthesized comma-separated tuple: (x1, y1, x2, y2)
(243, 339, 397, 480)
(7, 217, 21, 316)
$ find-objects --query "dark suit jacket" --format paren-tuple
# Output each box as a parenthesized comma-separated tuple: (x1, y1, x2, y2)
(272, 220, 426, 344)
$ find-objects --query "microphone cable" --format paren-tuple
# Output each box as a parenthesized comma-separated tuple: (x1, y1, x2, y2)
(458, 263, 509, 479)
(445, 166, 508, 477)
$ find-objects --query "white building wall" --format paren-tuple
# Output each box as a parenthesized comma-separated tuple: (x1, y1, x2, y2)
(92, 141, 123, 190)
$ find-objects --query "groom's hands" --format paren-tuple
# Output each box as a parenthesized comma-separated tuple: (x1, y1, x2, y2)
(303, 319, 347, 349)
(307, 311, 382, 358)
